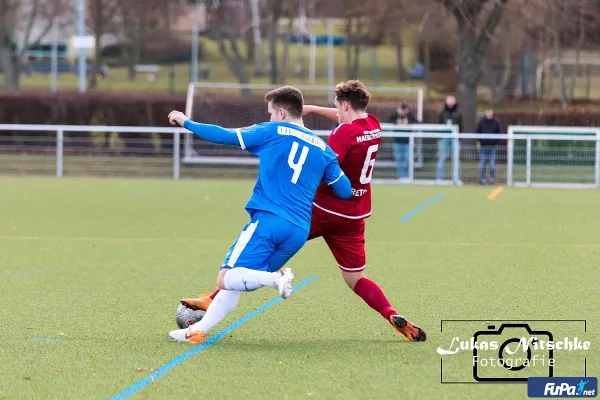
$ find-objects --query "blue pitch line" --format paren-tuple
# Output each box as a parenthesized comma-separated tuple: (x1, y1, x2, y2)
(400, 192, 445, 223)
(32, 338, 64, 341)
(110, 275, 318, 400)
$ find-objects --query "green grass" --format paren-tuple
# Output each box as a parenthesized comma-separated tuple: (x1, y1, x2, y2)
(0, 178, 599, 399)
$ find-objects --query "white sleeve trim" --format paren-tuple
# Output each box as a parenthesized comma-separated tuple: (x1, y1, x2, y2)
(331, 123, 347, 136)
(327, 171, 345, 185)
(235, 128, 246, 150)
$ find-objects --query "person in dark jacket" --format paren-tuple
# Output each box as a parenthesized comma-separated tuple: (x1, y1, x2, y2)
(436, 95, 463, 183)
(476, 108, 501, 184)
(388, 103, 419, 179)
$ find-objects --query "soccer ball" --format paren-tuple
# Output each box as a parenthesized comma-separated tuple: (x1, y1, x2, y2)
(175, 303, 206, 329)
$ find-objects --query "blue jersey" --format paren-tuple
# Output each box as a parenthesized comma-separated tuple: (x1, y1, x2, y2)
(234, 122, 344, 231)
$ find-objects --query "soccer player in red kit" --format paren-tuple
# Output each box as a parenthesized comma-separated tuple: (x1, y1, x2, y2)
(302, 80, 425, 341)
(182, 80, 425, 341)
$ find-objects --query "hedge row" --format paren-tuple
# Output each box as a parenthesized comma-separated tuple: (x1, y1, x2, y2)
(2, 90, 600, 128)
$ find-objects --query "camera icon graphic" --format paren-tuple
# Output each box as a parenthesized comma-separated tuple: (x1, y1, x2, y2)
(472, 323, 554, 382)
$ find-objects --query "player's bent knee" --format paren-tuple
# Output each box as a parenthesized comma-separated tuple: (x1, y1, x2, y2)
(341, 269, 366, 290)
(217, 269, 228, 289)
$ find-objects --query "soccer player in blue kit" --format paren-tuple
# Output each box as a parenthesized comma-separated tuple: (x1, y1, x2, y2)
(167, 86, 352, 344)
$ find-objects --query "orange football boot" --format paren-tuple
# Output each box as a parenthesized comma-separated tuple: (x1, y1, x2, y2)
(390, 315, 427, 342)
(185, 330, 206, 344)
(180, 290, 213, 311)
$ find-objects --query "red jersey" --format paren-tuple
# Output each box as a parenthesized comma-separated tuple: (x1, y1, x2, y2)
(313, 114, 381, 219)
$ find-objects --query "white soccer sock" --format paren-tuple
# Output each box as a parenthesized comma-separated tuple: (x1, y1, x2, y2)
(190, 290, 240, 333)
(223, 267, 278, 291)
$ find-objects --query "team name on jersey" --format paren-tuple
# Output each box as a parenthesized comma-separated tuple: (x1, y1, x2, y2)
(356, 129, 381, 143)
(278, 126, 326, 150)
(351, 188, 368, 197)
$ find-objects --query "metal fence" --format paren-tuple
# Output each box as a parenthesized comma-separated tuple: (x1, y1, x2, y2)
(0, 124, 599, 188)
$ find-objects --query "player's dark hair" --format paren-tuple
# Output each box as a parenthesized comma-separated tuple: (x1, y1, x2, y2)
(335, 80, 371, 111)
(264, 86, 304, 118)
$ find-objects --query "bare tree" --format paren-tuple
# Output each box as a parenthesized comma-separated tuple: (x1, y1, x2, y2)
(432, 0, 509, 132)
(114, 0, 166, 81)
(266, 0, 283, 84)
(206, 0, 251, 94)
(0, 0, 66, 89)
(522, 0, 600, 104)
(87, 0, 118, 88)
(279, 4, 295, 84)
(568, 2, 586, 102)
(342, 0, 366, 80)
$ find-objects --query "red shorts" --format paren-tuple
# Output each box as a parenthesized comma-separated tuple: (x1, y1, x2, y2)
(308, 206, 366, 272)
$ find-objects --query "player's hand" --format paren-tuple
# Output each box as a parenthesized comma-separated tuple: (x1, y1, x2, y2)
(302, 105, 316, 116)
(168, 110, 187, 127)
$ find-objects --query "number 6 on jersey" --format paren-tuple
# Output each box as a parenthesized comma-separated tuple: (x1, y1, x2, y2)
(359, 144, 378, 184)
(288, 141, 309, 184)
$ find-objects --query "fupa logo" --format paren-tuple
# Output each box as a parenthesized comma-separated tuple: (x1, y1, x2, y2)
(528, 377, 598, 398)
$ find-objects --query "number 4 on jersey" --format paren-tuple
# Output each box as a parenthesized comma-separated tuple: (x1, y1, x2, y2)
(359, 144, 378, 184)
(288, 141, 309, 184)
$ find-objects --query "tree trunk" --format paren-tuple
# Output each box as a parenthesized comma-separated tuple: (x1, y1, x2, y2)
(456, 21, 478, 133)
(0, 8, 19, 90)
(0, 47, 19, 90)
(551, 5, 568, 107)
(568, 6, 585, 103)
(424, 41, 430, 98)
(209, 0, 251, 93)
(280, 14, 294, 84)
(345, 17, 352, 79)
(218, 38, 251, 95)
(453, 0, 508, 133)
(89, 39, 100, 89)
(245, 29, 255, 63)
(393, 28, 405, 81)
(89, 28, 103, 89)
(127, 24, 143, 81)
(351, 19, 362, 79)
(249, 0, 263, 76)
(268, 1, 282, 85)
(352, 43, 361, 79)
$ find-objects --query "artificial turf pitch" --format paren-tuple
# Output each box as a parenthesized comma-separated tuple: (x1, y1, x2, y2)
(1, 178, 598, 399)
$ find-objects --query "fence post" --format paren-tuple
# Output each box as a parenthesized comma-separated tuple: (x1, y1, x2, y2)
(452, 129, 460, 185)
(595, 130, 600, 188)
(408, 135, 415, 182)
(416, 88, 424, 122)
(526, 136, 532, 187)
(56, 129, 63, 178)
(173, 130, 180, 181)
(507, 128, 514, 186)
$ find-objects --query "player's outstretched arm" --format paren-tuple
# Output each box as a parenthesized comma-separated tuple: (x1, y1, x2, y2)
(168, 111, 239, 146)
(303, 105, 338, 122)
(330, 174, 352, 200)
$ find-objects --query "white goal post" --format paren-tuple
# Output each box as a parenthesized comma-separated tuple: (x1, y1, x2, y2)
(183, 81, 424, 169)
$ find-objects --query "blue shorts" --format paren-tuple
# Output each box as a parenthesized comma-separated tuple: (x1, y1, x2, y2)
(221, 210, 309, 273)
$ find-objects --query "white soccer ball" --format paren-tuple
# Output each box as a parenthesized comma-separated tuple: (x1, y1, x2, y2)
(175, 303, 206, 329)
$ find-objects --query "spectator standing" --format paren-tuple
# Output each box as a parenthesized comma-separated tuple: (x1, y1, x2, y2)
(436, 95, 463, 184)
(388, 103, 419, 180)
(476, 108, 501, 185)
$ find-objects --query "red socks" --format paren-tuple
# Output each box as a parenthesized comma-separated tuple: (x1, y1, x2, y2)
(210, 279, 397, 322)
(353, 278, 397, 321)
